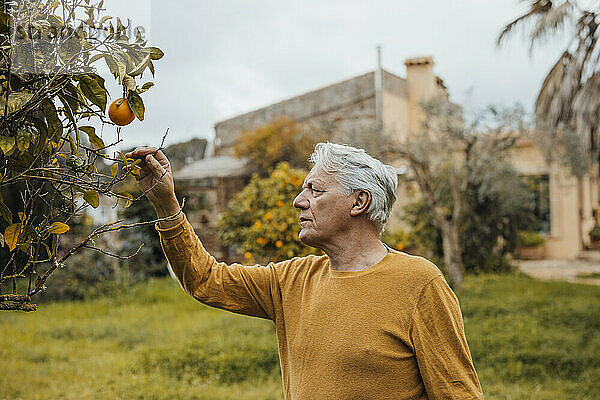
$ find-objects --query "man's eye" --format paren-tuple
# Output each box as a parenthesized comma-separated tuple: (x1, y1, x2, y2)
(311, 188, 324, 194)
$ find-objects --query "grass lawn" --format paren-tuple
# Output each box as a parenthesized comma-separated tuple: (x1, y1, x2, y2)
(1, 273, 599, 399)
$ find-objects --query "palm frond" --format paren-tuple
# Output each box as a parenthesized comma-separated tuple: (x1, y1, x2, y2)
(535, 51, 571, 124)
(572, 71, 600, 149)
(530, 1, 575, 49)
(497, 0, 553, 46)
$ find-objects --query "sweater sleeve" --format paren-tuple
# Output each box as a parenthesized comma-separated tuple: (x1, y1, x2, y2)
(410, 276, 484, 399)
(156, 214, 282, 321)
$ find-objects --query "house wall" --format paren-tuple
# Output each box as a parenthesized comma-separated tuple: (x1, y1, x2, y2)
(509, 140, 598, 258)
(214, 72, 378, 155)
(382, 90, 410, 142)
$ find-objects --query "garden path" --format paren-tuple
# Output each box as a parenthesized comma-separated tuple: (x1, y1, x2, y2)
(516, 251, 600, 286)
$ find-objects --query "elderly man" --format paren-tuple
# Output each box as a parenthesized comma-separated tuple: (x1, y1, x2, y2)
(126, 142, 484, 399)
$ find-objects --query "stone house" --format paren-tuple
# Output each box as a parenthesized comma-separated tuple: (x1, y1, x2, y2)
(176, 56, 598, 260)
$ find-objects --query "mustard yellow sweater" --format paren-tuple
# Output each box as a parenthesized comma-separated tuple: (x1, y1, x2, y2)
(157, 216, 484, 399)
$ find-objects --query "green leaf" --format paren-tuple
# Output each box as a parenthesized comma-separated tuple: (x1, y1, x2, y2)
(58, 94, 77, 128)
(17, 243, 31, 255)
(16, 24, 28, 40)
(127, 91, 145, 121)
(79, 126, 104, 149)
(0, 10, 13, 34)
(4, 223, 21, 251)
(84, 190, 99, 208)
(120, 192, 133, 208)
(47, 15, 63, 29)
(148, 60, 155, 77)
(111, 162, 118, 177)
(103, 54, 119, 76)
(61, 82, 81, 113)
(128, 53, 150, 77)
(42, 242, 51, 258)
(42, 99, 62, 141)
(16, 130, 30, 151)
(146, 47, 164, 60)
(117, 151, 128, 164)
(1, 92, 34, 116)
(58, 35, 82, 65)
(89, 53, 104, 64)
(115, 60, 127, 81)
(0, 135, 15, 155)
(89, 73, 108, 94)
(138, 82, 154, 94)
(116, 17, 125, 33)
(0, 200, 12, 224)
(77, 74, 107, 112)
(47, 222, 70, 234)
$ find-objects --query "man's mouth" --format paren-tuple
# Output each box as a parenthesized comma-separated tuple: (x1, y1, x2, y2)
(299, 217, 311, 223)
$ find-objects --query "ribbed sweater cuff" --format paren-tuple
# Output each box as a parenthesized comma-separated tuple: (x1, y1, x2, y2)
(154, 214, 188, 240)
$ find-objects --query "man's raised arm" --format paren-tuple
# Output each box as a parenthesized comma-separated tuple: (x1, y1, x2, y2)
(125, 147, 284, 321)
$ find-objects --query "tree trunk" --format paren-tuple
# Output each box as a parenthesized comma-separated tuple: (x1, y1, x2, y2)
(577, 176, 585, 252)
(440, 222, 464, 290)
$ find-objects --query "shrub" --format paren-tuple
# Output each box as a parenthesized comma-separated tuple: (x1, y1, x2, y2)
(589, 224, 600, 240)
(518, 230, 545, 247)
(33, 247, 122, 302)
(233, 117, 326, 176)
(218, 162, 321, 264)
(404, 183, 536, 274)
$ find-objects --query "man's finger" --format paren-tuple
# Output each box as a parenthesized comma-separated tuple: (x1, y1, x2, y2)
(146, 154, 167, 176)
(151, 149, 170, 166)
(126, 147, 157, 159)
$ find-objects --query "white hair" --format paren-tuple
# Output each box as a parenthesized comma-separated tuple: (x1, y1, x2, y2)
(309, 142, 398, 234)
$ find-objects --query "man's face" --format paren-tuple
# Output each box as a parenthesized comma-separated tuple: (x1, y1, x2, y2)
(292, 167, 354, 248)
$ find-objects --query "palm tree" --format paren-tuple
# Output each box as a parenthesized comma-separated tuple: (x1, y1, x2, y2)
(499, 1, 600, 252)
(498, 0, 600, 152)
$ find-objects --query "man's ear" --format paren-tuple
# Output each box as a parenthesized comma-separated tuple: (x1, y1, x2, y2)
(350, 190, 371, 217)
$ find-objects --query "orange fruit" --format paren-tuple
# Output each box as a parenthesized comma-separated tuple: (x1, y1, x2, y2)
(108, 98, 135, 126)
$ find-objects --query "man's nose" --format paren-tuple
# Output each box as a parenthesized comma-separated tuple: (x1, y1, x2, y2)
(293, 190, 309, 210)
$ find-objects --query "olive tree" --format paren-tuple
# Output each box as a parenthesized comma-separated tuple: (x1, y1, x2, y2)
(391, 100, 533, 289)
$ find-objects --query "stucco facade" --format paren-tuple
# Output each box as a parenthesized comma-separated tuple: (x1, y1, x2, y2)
(509, 139, 599, 258)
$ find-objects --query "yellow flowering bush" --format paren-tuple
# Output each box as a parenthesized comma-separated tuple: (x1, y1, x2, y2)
(218, 163, 321, 263)
(233, 116, 328, 176)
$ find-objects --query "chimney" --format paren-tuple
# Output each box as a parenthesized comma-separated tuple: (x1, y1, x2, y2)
(404, 56, 436, 134)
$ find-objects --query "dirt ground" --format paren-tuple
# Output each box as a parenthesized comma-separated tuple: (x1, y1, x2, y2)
(516, 251, 600, 286)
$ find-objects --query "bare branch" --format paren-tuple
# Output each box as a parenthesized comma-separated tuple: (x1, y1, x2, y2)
(84, 242, 144, 260)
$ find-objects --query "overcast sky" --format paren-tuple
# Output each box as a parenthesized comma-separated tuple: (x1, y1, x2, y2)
(97, 0, 569, 151)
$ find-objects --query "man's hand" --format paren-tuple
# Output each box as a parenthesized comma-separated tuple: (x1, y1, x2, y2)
(125, 147, 182, 226)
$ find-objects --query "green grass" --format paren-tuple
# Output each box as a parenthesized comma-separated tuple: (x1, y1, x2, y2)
(1, 273, 599, 399)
